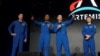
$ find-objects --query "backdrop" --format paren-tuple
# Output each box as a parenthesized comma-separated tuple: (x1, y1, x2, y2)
(30, 20, 100, 56)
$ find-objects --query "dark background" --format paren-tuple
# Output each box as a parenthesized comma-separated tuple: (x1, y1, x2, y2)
(1, 0, 32, 56)
(1, 0, 100, 56)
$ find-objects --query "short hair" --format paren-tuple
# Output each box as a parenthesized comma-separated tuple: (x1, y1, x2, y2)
(57, 14, 62, 17)
(18, 13, 23, 15)
(86, 16, 93, 23)
(57, 14, 62, 16)
(45, 14, 49, 16)
(86, 16, 92, 19)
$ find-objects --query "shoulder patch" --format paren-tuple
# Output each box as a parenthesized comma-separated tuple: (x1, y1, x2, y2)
(85, 26, 88, 29)
(42, 23, 45, 25)
(22, 22, 26, 26)
(89, 26, 93, 28)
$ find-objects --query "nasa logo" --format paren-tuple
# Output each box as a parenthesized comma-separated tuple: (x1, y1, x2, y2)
(89, 26, 93, 28)
(22, 23, 26, 26)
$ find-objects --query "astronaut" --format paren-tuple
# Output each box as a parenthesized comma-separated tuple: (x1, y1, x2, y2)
(82, 16, 96, 56)
(8, 13, 28, 56)
(31, 14, 53, 56)
(54, 14, 75, 56)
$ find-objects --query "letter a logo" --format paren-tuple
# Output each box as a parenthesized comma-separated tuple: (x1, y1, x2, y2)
(70, 0, 98, 12)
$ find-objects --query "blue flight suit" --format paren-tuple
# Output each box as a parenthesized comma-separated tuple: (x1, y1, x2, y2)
(82, 24, 96, 56)
(54, 18, 74, 56)
(33, 20, 53, 56)
(8, 20, 28, 56)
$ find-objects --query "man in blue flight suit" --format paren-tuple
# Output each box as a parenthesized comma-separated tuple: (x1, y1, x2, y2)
(54, 14, 75, 56)
(8, 13, 28, 56)
(31, 14, 53, 56)
(82, 16, 96, 56)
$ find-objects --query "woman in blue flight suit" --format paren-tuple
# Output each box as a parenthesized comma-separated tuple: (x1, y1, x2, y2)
(8, 13, 28, 56)
(54, 14, 74, 56)
(31, 14, 53, 56)
(82, 16, 96, 56)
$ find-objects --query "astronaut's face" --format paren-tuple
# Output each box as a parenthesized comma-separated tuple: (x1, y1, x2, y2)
(57, 15, 62, 21)
(44, 14, 50, 21)
(86, 17, 92, 23)
(18, 13, 23, 20)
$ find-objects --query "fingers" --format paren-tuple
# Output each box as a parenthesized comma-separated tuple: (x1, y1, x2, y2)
(24, 39, 27, 43)
(11, 33, 16, 37)
(31, 16, 34, 20)
(85, 35, 91, 40)
(57, 25, 62, 29)
(72, 14, 75, 18)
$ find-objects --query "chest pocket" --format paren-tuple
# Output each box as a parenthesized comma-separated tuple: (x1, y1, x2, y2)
(88, 26, 94, 31)
(58, 23, 65, 32)
(85, 26, 93, 33)
(42, 23, 45, 25)
(41, 23, 50, 33)
(18, 23, 26, 31)
(61, 23, 66, 28)
(20, 23, 26, 29)
(41, 23, 47, 29)
(89, 26, 93, 29)
(22, 23, 25, 26)
(62, 24, 64, 26)
(85, 26, 88, 29)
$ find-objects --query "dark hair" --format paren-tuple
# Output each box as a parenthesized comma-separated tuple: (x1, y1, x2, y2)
(57, 14, 62, 15)
(45, 14, 49, 16)
(44, 14, 50, 18)
(86, 16, 92, 23)
(86, 16, 92, 19)
(57, 14, 62, 17)
(18, 13, 23, 15)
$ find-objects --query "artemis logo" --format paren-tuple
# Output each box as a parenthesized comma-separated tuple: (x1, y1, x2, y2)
(69, 0, 100, 20)
(69, 0, 100, 16)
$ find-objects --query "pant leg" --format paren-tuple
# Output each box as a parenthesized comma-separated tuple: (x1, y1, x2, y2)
(89, 39, 96, 56)
(44, 36, 50, 56)
(18, 37, 24, 52)
(11, 38, 19, 56)
(38, 36, 44, 53)
(56, 37, 62, 56)
(63, 37, 70, 56)
(83, 41, 89, 56)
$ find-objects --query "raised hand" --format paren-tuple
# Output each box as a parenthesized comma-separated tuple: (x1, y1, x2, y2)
(57, 24, 62, 29)
(31, 16, 34, 20)
(72, 14, 75, 18)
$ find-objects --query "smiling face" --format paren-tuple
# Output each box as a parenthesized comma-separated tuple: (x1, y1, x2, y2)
(57, 14, 63, 21)
(44, 14, 50, 21)
(86, 16, 92, 23)
(18, 13, 23, 20)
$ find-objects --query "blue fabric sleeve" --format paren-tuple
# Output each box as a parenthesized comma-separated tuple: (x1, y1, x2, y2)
(8, 21, 15, 34)
(25, 22, 28, 39)
(90, 25, 96, 37)
(82, 25, 86, 37)
(64, 18, 74, 26)
(33, 20, 42, 26)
